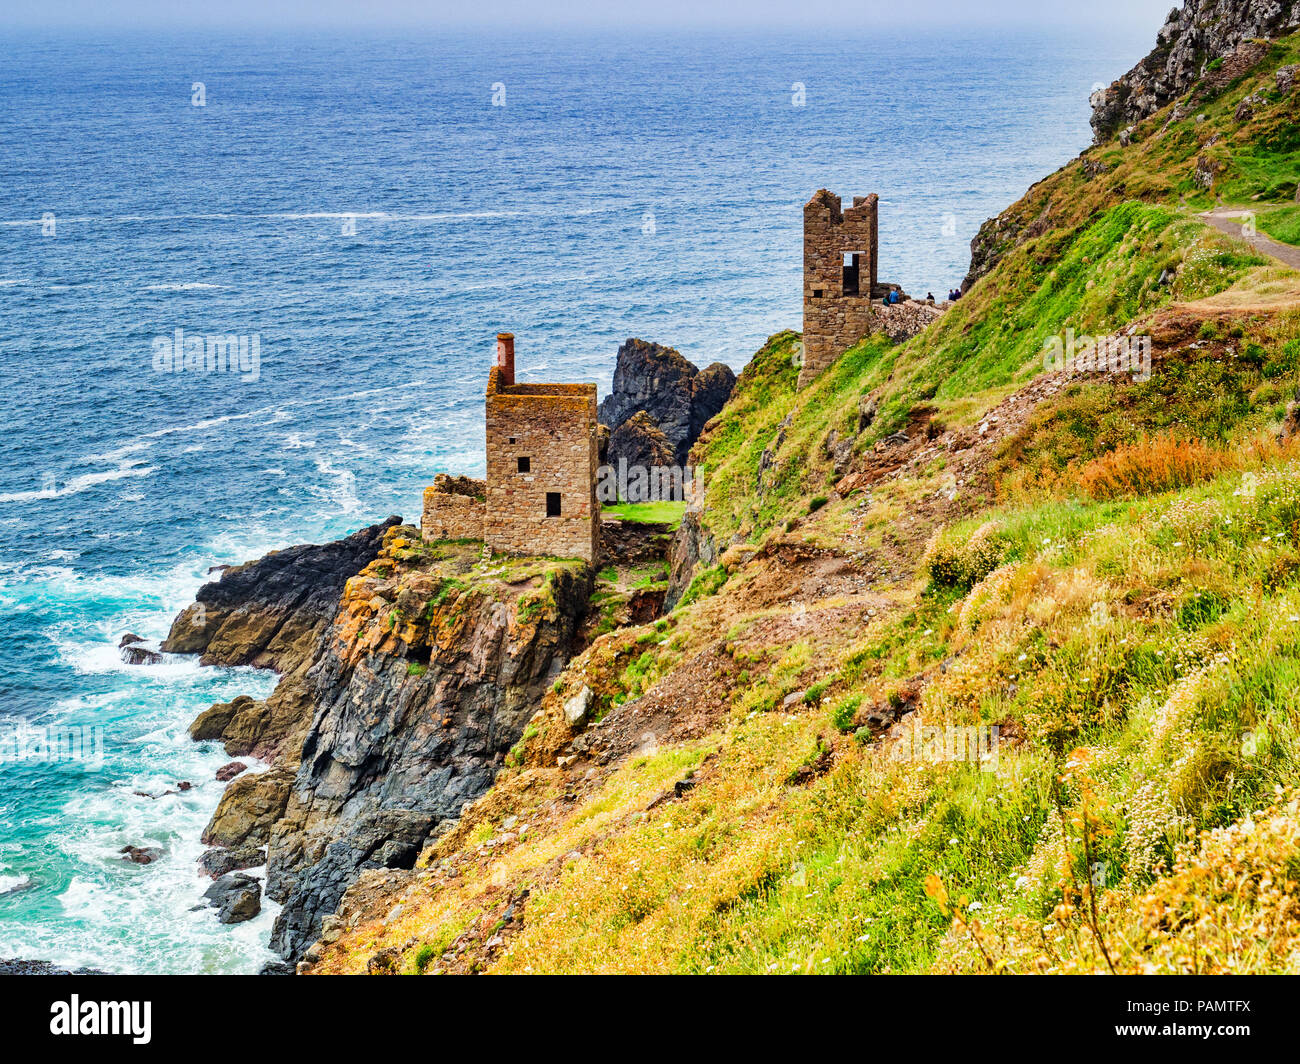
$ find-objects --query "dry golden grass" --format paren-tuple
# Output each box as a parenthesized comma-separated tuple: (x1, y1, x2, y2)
(1074, 434, 1297, 501)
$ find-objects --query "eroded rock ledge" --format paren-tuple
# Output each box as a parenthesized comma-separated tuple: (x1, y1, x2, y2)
(171, 522, 593, 964)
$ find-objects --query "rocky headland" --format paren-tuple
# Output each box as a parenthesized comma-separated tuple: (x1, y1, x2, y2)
(166, 522, 593, 964)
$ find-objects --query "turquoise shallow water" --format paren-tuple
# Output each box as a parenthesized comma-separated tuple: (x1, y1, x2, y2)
(0, 25, 1151, 972)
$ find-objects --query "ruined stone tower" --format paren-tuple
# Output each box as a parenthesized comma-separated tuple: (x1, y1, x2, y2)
(799, 190, 879, 388)
(422, 333, 600, 563)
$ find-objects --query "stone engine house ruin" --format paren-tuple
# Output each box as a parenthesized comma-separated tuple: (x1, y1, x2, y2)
(422, 333, 600, 562)
(800, 189, 880, 388)
(799, 189, 944, 387)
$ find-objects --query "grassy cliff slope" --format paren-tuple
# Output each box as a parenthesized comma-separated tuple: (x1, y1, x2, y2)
(307, 28, 1300, 975)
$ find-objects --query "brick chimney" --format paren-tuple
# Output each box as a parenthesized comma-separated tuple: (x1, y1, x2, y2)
(496, 332, 515, 386)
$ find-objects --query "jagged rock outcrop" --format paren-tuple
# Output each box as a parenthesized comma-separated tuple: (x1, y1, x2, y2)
(175, 518, 400, 764)
(665, 508, 719, 610)
(164, 517, 400, 670)
(167, 519, 594, 964)
(598, 339, 735, 469)
(1089, 0, 1299, 144)
(690, 361, 737, 441)
(260, 532, 593, 960)
(964, 1, 1300, 291)
(607, 410, 675, 475)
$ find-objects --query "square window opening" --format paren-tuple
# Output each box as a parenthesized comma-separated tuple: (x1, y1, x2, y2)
(517, 456, 530, 473)
(545, 492, 561, 517)
(842, 252, 861, 296)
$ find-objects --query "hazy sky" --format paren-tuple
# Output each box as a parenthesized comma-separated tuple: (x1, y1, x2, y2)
(2, 0, 1176, 32)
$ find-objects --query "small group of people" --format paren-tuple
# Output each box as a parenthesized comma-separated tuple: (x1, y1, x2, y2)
(884, 286, 963, 306)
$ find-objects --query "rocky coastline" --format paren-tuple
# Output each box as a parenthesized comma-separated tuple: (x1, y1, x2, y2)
(88, 332, 728, 971)
(150, 520, 595, 967)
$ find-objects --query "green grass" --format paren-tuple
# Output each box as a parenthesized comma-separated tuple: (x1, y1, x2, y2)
(320, 33, 1300, 978)
(1259, 204, 1300, 247)
(602, 501, 687, 526)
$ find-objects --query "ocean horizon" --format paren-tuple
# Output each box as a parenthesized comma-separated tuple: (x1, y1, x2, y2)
(0, 23, 1154, 972)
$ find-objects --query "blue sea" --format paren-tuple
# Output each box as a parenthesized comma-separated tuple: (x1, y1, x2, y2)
(0, 24, 1152, 972)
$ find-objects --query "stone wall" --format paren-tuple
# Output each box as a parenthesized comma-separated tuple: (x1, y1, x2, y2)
(874, 299, 945, 343)
(421, 474, 485, 542)
(800, 190, 878, 388)
(484, 367, 600, 562)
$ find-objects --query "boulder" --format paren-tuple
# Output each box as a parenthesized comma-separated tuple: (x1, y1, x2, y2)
(121, 643, 163, 665)
(118, 633, 145, 648)
(215, 760, 247, 782)
(188, 694, 272, 757)
(203, 872, 262, 924)
(1194, 154, 1221, 189)
(120, 845, 162, 865)
(564, 686, 593, 728)
(201, 769, 293, 848)
(198, 845, 265, 879)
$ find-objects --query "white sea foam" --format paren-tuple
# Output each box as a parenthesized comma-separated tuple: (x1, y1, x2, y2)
(308, 457, 361, 515)
(0, 459, 156, 504)
(0, 874, 33, 896)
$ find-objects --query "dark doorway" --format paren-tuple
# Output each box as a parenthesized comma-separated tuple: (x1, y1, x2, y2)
(517, 456, 530, 473)
(546, 492, 561, 517)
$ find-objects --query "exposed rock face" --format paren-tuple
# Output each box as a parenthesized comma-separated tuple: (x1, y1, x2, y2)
(598, 339, 735, 469)
(691, 362, 737, 441)
(665, 508, 719, 610)
(607, 410, 675, 474)
(965, 1, 1299, 291)
(175, 518, 400, 764)
(163, 517, 400, 670)
(1089, 0, 1299, 144)
(202, 770, 293, 848)
(167, 520, 593, 963)
(260, 534, 593, 960)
